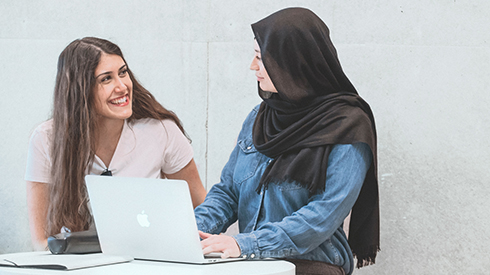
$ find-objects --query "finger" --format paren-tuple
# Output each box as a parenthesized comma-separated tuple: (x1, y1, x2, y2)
(221, 251, 230, 259)
(200, 235, 218, 248)
(199, 231, 212, 239)
(200, 238, 212, 249)
(202, 244, 221, 255)
(201, 236, 220, 249)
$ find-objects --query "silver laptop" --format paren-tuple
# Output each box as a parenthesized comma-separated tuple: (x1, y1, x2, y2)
(85, 175, 244, 264)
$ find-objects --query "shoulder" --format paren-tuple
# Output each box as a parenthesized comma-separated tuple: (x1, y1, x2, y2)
(329, 143, 372, 168)
(251, 103, 261, 117)
(238, 104, 261, 136)
(244, 104, 261, 121)
(33, 119, 53, 134)
(30, 119, 53, 143)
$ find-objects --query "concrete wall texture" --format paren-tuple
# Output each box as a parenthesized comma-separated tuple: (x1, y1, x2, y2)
(1, 1, 489, 274)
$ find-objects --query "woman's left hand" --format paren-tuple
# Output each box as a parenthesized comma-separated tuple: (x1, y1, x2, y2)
(199, 231, 241, 258)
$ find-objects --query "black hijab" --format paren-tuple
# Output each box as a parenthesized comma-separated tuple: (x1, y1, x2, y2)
(251, 8, 379, 268)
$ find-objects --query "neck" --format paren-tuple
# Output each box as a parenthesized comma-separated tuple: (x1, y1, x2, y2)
(96, 118, 124, 140)
(94, 117, 125, 167)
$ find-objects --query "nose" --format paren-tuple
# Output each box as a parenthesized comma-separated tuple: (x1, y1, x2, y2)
(250, 57, 259, 71)
(114, 76, 127, 92)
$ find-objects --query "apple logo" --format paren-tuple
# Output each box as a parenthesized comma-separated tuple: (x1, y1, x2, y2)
(137, 210, 150, 227)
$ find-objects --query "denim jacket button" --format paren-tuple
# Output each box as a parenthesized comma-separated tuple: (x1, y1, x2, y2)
(250, 253, 255, 259)
(247, 146, 252, 150)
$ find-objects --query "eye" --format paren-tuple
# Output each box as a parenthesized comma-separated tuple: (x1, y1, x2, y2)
(255, 55, 262, 61)
(119, 69, 128, 77)
(101, 75, 111, 82)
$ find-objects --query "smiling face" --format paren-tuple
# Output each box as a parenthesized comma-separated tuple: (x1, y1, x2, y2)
(93, 53, 133, 124)
(250, 40, 278, 93)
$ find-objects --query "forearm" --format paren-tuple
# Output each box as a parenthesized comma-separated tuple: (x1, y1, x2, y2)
(234, 200, 352, 259)
(195, 144, 242, 234)
(26, 181, 49, 251)
(195, 183, 239, 234)
(31, 238, 48, 251)
(166, 159, 207, 208)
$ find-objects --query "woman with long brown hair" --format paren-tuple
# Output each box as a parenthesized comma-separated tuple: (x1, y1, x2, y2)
(25, 37, 206, 250)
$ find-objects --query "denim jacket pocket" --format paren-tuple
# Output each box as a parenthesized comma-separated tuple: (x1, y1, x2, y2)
(269, 181, 310, 206)
(233, 138, 261, 185)
(274, 181, 304, 191)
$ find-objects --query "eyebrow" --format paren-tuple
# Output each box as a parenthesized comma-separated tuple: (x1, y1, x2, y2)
(95, 64, 127, 79)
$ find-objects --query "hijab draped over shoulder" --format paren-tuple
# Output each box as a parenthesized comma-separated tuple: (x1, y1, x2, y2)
(251, 7, 379, 268)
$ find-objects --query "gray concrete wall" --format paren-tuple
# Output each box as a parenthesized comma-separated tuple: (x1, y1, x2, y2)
(1, 1, 489, 274)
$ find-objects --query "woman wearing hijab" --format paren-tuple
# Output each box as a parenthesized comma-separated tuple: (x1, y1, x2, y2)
(195, 8, 379, 275)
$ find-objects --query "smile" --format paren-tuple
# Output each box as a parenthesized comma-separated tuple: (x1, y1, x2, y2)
(109, 95, 129, 106)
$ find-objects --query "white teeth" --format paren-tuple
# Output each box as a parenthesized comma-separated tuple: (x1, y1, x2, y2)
(110, 96, 127, 105)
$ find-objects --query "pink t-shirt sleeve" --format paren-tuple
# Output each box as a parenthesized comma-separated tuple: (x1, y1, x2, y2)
(25, 121, 52, 183)
(160, 120, 194, 175)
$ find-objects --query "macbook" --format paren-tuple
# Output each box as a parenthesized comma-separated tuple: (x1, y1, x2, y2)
(85, 175, 244, 264)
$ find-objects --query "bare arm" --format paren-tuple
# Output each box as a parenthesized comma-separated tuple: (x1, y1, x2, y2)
(166, 159, 206, 208)
(26, 181, 49, 251)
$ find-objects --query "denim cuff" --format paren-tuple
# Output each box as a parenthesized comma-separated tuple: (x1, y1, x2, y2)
(233, 232, 260, 259)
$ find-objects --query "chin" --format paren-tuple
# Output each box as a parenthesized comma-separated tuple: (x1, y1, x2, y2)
(259, 84, 276, 94)
(114, 109, 133, 121)
(123, 111, 133, 120)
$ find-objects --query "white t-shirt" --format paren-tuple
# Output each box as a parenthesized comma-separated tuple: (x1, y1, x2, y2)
(25, 118, 194, 183)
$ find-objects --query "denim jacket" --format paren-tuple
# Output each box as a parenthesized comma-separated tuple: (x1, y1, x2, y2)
(195, 105, 372, 275)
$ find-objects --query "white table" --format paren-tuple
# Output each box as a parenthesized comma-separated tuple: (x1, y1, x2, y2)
(0, 257, 295, 275)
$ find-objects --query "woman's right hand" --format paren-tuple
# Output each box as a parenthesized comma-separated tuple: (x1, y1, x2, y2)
(26, 181, 49, 250)
(199, 231, 241, 258)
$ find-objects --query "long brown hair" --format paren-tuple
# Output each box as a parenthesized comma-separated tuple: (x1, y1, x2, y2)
(46, 37, 186, 236)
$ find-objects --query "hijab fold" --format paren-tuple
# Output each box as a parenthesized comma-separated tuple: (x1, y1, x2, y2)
(251, 8, 379, 268)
